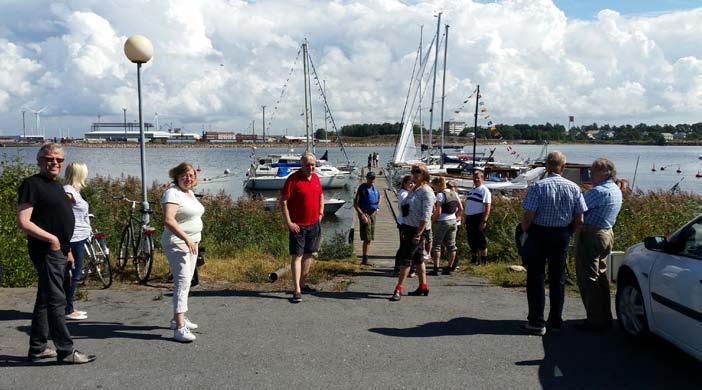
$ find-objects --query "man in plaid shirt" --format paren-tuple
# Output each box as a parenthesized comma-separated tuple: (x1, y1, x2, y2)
(519, 151, 587, 335)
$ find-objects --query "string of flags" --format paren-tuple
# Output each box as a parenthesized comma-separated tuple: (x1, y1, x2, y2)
(266, 45, 303, 132)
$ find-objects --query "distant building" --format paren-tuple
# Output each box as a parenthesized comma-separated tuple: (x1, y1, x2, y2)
(204, 131, 238, 143)
(236, 133, 266, 143)
(661, 132, 674, 141)
(673, 131, 687, 140)
(84, 129, 200, 142)
(444, 121, 465, 135)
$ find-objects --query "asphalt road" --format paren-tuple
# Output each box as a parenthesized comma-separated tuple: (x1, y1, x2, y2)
(1, 262, 700, 390)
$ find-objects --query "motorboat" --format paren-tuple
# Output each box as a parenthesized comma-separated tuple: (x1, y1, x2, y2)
(244, 152, 351, 190)
(262, 197, 346, 215)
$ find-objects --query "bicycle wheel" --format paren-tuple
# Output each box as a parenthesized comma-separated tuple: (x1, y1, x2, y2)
(135, 234, 154, 283)
(92, 238, 113, 289)
(117, 225, 131, 271)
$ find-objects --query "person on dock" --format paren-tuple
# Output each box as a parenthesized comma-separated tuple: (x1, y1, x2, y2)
(391, 164, 435, 301)
(464, 170, 492, 265)
(63, 162, 91, 321)
(17, 142, 96, 364)
(574, 159, 622, 331)
(519, 151, 587, 336)
(354, 171, 381, 265)
(280, 152, 324, 303)
(367, 154, 373, 170)
(394, 175, 414, 275)
(161, 162, 205, 343)
(430, 177, 463, 275)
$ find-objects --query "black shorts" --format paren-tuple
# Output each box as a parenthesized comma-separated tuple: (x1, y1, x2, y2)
(466, 213, 488, 251)
(289, 222, 321, 256)
(397, 224, 426, 267)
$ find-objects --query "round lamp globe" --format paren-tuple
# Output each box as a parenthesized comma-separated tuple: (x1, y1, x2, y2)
(124, 35, 153, 64)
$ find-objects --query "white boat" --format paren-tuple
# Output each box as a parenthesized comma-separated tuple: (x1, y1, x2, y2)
(263, 197, 346, 215)
(244, 152, 351, 190)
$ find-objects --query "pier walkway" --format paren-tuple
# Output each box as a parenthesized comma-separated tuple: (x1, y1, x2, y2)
(352, 167, 399, 264)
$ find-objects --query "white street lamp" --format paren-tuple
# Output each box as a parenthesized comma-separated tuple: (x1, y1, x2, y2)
(124, 35, 153, 223)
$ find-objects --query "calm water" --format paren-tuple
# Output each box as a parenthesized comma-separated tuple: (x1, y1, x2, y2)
(3, 143, 702, 234)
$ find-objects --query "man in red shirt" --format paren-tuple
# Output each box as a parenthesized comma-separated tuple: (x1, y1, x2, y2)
(280, 152, 324, 303)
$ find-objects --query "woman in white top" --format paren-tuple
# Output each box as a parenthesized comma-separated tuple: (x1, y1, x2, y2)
(393, 175, 414, 274)
(161, 162, 205, 343)
(430, 177, 463, 275)
(63, 162, 91, 320)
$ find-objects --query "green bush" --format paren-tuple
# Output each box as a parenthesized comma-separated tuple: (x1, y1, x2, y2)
(318, 230, 354, 260)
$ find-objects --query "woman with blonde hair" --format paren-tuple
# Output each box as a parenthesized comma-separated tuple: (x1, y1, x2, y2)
(63, 162, 91, 320)
(161, 162, 205, 343)
(391, 164, 435, 301)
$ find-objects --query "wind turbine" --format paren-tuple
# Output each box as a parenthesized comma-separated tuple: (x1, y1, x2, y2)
(154, 112, 159, 132)
(28, 106, 46, 136)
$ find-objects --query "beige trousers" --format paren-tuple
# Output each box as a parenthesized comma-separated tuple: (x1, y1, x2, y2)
(574, 225, 614, 324)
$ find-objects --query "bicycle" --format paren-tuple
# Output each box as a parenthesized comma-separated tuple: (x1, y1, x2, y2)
(80, 214, 113, 288)
(113, 195, 156, 283)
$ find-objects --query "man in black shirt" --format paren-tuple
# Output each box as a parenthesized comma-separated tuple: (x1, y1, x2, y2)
(17, 142, 95, 364)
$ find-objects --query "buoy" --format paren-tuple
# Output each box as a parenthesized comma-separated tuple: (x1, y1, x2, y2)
(651, 164, 656, 172)
(224, 168, 231, 175)
(660, 165, 665, 171)
(676, 167, 682, 174)
(696, 171, 702, 178)
(196, 165, 202, 172)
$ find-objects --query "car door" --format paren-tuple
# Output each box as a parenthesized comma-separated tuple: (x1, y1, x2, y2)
(649, 217, 702, 356)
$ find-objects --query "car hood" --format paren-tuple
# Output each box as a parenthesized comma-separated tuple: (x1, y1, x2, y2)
(624, 242, 658, 275)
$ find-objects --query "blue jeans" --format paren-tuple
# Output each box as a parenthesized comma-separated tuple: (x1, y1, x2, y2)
(64, 240, 86, 315)
(523, 225, 571, 328)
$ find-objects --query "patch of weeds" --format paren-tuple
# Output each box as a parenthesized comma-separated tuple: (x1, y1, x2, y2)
(318, 230, 354, 260)
(244, 262, 270, 283)
(75, 289, 90, 301)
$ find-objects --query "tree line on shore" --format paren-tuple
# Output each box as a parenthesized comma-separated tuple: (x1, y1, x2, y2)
(323, 122, 702, 144)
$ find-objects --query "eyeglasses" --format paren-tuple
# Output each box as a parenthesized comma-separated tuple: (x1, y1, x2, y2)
(41, 157, 64, 163)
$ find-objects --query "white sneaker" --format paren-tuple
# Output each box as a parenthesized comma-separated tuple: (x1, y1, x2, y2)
(170, 318, 199, 330)
(174, 326, 196, 343)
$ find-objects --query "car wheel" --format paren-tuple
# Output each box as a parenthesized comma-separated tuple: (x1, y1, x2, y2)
(616, 273, 649, 337)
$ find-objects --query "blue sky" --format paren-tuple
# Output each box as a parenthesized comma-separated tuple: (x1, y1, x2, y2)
(552, 0, 702, 19)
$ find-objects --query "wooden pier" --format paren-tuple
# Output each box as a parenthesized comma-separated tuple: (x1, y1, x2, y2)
(352, 167, 400, 265)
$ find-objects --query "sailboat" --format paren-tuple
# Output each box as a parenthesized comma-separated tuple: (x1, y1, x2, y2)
(243, 41, 352, 190)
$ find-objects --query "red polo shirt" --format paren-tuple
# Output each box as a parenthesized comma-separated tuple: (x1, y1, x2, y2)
(281, 170, 323, 226)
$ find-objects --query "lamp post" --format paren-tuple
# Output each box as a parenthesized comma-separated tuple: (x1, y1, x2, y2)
(122, 108, 127, 139)
(124, 35, 153, 224)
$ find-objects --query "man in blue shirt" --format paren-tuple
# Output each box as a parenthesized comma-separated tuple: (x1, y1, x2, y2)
(520, 151, 587, 335)
(574, 159, 622, 331)
(354, 171, 381, 265)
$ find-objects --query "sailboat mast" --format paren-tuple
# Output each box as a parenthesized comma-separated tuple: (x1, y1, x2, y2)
(418, 25, 423, 160)
(472, 84, 480, 170)
(302, 41, 311, 152)
(439, 24, 449, 169)
(427, 12, 442, 162)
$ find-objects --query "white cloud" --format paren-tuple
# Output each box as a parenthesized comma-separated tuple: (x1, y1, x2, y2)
(0, 0, 701, 136)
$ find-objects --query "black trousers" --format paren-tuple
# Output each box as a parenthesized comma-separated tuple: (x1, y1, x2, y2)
(28, 247, 74, 357)
(523, 225, 571, 328)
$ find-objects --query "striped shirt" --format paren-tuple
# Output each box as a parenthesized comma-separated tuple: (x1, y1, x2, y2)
(583, 179, 622, 229)
(465, 185, 491, 216)
(522, 173, 587, 227)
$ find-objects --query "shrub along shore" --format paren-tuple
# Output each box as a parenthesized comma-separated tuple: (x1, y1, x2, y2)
(1, 159, 700, 289)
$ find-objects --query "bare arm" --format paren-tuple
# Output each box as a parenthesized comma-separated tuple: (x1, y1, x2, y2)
(17, 203, 62, 251)
(521, 209, 536, 233)
(455, 198, 464, 222)
(319, 192, 324, 222)
(163, 203, 197, 254)
(480, 202, 491, 231)
(572, 212, 584, 232)
(279, 197, 300, 234)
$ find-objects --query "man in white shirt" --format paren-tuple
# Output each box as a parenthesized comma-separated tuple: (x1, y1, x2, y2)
(464, 170, 492, 264)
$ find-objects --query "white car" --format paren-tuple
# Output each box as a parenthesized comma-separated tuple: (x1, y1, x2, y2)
(616, 214, 702, 361)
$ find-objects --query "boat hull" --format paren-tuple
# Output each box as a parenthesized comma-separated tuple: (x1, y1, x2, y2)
(245, 173, 350, 190)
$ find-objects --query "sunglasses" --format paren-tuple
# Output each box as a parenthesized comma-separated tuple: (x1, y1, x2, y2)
(41, 157, 65, 163)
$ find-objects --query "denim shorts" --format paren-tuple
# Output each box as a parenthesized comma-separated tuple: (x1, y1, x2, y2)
(289, 222, 321, 256)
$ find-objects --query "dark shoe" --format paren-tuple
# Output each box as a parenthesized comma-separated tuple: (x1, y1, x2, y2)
(58, 350, 96, 364)
(301, 285, 318, 293)
(442, 267, 452, 275)
(407, 287, 429, 296)
(390, 290, 401, 301)
(519, 323, 546, 336)
(360, 256, 369, 265)
(28, 347, 57, 362)
(428, 269, 439, 276)
(546, 325, 561, 335)
(574, 321, 611, 332)
(291, 293, 302, 303)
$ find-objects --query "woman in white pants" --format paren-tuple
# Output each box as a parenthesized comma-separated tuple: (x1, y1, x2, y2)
(161, 162, 204, 343)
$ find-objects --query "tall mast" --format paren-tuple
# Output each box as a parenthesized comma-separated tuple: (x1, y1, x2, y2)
(427, 12, 442, 162)
(418, 25, 423, 160)
(472, 84, 480, 170)
(439, 24, 449, 169)
(262, 105, 266, 142)
(302, 41, 311, 151)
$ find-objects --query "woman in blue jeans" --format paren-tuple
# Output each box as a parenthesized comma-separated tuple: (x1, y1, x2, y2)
(63, 162, 91, 320)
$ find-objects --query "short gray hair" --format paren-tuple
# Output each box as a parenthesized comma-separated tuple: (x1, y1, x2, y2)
(591, 158, 616, 180)
(36, 142, 63, 160)
(545, 151, 566, 172)
(301, 152, 316, 164)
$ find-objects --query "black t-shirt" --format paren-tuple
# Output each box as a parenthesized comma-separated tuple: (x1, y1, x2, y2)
(18, 174, 75, 251)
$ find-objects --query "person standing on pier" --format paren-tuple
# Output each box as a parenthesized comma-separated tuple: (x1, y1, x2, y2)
(430, 177, 463, 275)
(574, 159, 622, 331)
(280, 152, 324, 303)
(17, 142, 96, 364)
(464, 170, 492, 265)
(519, 151, 587, 336)
(391, 164, 435, 301)
(355, 171, 382, 265)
